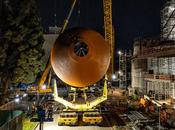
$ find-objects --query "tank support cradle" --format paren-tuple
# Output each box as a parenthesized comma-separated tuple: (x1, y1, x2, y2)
(53, 75, 108, 111)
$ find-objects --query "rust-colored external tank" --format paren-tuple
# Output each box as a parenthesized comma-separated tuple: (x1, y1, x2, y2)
(51, 28, 110, 88)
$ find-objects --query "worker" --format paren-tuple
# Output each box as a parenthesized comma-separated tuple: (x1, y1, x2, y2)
(31, 104, 36, 117)
(37, 105, 46, 122)
(47, 105, 53, 119)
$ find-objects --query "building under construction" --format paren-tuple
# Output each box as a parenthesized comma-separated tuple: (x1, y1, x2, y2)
(131, 0, 175, 102)
(118, 50, 132, 89)
(132, 38, 175, 101)
(161, 0, 175, 40)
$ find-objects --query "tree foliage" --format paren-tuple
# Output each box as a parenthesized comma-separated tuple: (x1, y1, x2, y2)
(0, 0, 45, 94)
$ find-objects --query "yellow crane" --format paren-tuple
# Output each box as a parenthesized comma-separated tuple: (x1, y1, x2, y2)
(27, 0, 78, 94)
(103, 0, 114, 80)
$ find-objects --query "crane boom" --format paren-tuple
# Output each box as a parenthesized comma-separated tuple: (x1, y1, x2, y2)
(36, 0, 78, 93)
(38, 61, 52, 93)
(103, 0, 114, 79)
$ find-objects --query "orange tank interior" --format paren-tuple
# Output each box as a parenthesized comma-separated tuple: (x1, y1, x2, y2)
(51, 28, 110, 88)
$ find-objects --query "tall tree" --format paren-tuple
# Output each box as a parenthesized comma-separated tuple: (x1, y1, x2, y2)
(0, 0, 45, 101)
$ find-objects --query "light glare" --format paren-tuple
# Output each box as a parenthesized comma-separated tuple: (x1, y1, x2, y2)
(112, 74, 116, 80)
(15, 98, 20, 103)
(42, 84, 46, 90)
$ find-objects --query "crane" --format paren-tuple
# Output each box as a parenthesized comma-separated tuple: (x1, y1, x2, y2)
(33, 0, 114, 94)
(29, 0, 113, 126)
(103, 0, 114, 80)
(27, 0, 78, 95)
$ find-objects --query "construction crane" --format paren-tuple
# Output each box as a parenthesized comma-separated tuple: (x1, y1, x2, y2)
(27, 0, 78, 95)
(31, 0, 114, 93)
(38, 0, 77, 93)
(103, 0, 114, 80)
(29, 0, 113, 126)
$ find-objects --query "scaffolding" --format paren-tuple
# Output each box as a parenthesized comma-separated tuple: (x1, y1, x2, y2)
(161, 0, 175, 40)
(147, 57, 175, 75)
(144, 57, 175, 100)
(145, 80, 175, 100)
(119, 50, 132, 88)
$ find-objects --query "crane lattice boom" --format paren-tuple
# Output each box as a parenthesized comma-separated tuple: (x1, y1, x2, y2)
(103, 0, 114, 79)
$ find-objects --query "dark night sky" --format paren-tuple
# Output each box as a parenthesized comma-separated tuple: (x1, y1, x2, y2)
(37, 0, 165, 51)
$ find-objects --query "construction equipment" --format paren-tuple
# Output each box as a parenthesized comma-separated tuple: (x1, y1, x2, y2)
(103, 0, 114, 80)
(82, 112, 103, 125)
(54, 75, 108, 111)
(38, 61, 52, 93)
(27, 0, 78, 95)
(57, 112, 78, 126)
(51, 28, 110, 125)
(33, 0, 112, 125)
(27, 60, 52, 94)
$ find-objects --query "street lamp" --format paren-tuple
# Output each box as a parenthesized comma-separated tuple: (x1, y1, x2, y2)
(15, 98, 20, 103)
(118, 71, 123, 88)
(112, 74, 116, 80)
(118, 50, 122, 55)
(118, 71, 122, 75)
